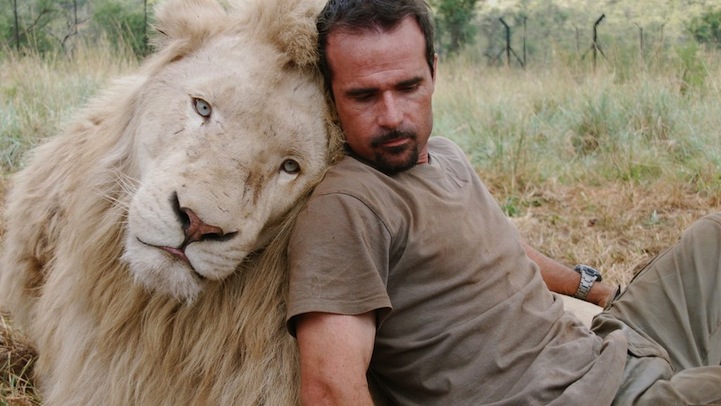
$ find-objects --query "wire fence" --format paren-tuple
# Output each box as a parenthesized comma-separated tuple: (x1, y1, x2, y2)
(440, 9, 709, 73)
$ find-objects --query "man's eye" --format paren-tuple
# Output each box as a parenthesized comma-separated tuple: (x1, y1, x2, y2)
(400, 84, 420, 93)
(352, 94, 374, 102)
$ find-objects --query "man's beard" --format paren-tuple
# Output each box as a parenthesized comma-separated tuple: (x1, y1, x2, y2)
(365, 129, 419, 175)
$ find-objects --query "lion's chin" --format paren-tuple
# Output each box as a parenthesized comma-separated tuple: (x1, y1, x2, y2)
(121, 246, 205, 303)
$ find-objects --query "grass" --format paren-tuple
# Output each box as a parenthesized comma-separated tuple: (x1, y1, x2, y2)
(1, 314, 38, 406)
(0, 42, 137, 174)
(2, 41, 721, 403)
(435, 48, 721, 284)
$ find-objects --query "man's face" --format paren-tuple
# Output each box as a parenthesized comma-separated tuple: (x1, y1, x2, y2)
(326, 16, 436, 174)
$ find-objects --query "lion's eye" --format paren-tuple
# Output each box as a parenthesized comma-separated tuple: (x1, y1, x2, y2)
(193, 98, 212, 118)
(281, 159, 300, 174)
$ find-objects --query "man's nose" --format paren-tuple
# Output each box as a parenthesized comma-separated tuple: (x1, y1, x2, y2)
(377, 92, 403, 128)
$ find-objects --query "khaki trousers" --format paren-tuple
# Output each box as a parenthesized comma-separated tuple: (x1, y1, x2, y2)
(593, 213, 721, 405)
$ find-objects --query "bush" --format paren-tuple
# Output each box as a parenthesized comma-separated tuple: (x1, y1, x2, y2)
(688, 7, 721, 48)
(1, 0, 62, 53)
(91, 0, 148, 57)
(433, 0, 479, 55)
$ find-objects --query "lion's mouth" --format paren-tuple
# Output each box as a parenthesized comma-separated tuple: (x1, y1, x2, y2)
(160, 245, 190, 262)
(137, 238, 207, 280)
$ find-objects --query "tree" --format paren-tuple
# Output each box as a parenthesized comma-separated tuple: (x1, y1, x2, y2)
(12, 0, 59, 52)
(688, 7, 721, 48)
(92, 0, 149, 56)
(433, 0, 481, 55)
(0, 0, 88, 53)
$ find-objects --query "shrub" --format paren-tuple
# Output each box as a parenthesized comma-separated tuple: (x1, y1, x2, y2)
(688, 7, 721, 48)
(91, 0, 148, 57)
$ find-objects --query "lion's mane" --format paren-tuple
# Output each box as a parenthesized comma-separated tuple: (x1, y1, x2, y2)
(0, 0, 342, 404)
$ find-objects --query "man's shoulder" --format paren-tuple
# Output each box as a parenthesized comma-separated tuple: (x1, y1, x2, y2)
(324, 154, 380, 180)
(427, 136, 469, 165)
(428, 136, 475, 175)
(428, 136, 462, 153)
(313, 155, 384, 198)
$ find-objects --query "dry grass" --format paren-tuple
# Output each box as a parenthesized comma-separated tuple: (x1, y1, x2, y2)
(0, 43, 136, 173)
(498, 180, 721, 287)
(1, 174, 39, 406)
(1, 313, 38, 406)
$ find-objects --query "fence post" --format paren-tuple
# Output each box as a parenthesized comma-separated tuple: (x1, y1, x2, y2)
(523, 15, 527, 66)
(592, 14, 605, 71)
(581, 14, 606, 71)
(144, 0, 148, 52)
(498, 17, 525, 68)
(500, 17, 511, 66)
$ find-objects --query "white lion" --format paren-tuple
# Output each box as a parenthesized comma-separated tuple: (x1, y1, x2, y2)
(0, 0, 341, 404)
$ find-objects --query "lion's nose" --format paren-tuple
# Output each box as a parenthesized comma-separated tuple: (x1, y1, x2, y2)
(170, 192, 237, 247)
(179, 206, 226, 245)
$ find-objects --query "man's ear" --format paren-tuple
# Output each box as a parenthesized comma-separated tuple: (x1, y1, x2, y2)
(432, 53, 439, 82)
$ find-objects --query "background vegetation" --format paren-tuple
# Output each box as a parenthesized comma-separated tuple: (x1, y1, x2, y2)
(3, 0, 721, 404)
(2, 0, 152, 57)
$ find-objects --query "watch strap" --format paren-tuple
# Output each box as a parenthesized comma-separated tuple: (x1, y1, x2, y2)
(573, 264, 601, 300)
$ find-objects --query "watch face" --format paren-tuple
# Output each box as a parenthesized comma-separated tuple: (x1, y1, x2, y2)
(575, 264, 602, 281)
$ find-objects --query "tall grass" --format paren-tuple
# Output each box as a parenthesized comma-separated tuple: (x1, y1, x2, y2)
(0, 40, 138, 175)
(435, 48, 721, 284)
(436, 48, 721, 191)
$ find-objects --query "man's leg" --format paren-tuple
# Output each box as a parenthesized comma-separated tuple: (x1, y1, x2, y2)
(593, 213, 721, 405)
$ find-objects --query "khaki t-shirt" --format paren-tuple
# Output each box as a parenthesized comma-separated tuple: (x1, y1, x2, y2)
(287, 137, 627, 405)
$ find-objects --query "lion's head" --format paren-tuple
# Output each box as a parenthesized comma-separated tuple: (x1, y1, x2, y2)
(118, 0, 338, 302)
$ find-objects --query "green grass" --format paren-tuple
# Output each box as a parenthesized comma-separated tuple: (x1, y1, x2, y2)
(0, 41, 137, 173)
(435, 49, 721, 196)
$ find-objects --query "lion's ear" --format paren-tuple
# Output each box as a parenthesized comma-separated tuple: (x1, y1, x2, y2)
(235, 0, 327, 68)
(150, 0, 228, 57)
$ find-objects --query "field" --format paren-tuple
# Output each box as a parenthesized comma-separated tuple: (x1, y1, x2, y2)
(2, 40, 721, 403)
(435, 48, 721, 285)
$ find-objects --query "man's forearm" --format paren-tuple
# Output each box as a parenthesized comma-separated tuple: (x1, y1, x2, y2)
(523, 242, 616, 307)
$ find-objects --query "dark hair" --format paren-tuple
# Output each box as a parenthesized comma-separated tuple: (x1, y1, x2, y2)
(317, 0, 435, 95)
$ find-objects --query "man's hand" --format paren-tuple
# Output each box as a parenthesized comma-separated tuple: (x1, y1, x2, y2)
(296, 311, 376, 406)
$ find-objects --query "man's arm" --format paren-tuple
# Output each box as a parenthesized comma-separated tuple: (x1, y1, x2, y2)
(523, 242, 616, 307)
(295, 311, 376, 406)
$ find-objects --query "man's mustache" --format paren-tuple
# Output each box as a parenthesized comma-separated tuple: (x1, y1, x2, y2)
(371, 130, 417, 148)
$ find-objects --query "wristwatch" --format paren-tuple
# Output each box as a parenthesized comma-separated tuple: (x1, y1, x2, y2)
(573, 264, 602, 300)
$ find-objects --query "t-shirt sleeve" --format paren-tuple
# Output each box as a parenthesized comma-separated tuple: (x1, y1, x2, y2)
(286, 192, 393, 336)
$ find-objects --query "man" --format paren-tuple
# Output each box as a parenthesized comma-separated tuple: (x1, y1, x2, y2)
(286, 0, 721, 404)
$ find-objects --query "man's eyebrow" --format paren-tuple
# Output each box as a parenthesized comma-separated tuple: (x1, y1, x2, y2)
(344, 76, 425, 98)
(345, 86, 378, 98)
(397, 76, 423, 88)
